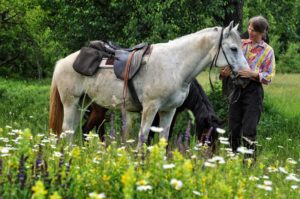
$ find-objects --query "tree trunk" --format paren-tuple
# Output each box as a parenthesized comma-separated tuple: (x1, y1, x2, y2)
(223, 0, 244, 32)
(219, 0, 244, 99)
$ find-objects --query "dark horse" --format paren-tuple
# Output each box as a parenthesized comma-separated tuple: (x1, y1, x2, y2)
(82, 79, 223, 146)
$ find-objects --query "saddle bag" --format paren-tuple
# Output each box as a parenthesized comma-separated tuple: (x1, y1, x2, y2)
(73, 47, 109, 76)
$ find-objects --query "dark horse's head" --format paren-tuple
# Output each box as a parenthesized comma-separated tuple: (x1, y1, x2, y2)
(179, 79, 225, 148)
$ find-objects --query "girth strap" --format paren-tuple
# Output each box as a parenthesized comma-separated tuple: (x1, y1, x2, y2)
(122, 50, 143, 110)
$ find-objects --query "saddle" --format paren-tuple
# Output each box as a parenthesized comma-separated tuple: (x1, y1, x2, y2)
(103, 41, 149, 80)
(73, 40, 150, 80)
(73, 40, 151, 109)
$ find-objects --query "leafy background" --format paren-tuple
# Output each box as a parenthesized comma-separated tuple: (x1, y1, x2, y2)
(1, 0, 299, 78)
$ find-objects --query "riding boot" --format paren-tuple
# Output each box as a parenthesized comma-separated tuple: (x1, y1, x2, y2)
(230, 135, 241, 153)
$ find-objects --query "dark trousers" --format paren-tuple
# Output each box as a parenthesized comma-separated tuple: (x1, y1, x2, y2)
(229, 81, 264, 153)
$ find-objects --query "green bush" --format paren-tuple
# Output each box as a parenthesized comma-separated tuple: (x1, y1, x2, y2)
(277, 42, 300, 73)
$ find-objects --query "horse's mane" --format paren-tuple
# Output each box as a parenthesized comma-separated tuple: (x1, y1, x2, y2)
(166, 26, 241, 49)
(167, 27, 220, 45)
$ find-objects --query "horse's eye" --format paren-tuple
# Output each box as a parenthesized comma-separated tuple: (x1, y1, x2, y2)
(230, 47, 238, 52)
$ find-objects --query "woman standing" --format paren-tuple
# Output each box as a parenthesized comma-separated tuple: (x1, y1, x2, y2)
(220, 16, 276, 160)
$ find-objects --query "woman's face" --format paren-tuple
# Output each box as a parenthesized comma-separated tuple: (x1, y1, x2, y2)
(248, 23, 263, 43)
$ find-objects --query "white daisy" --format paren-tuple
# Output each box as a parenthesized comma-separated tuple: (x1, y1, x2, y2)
(291, 185, 298, 190)
(237, 147, 254, 154)
(204, 161, 216, 168)
(249, 176, 259, 181)
(137, 185, 152, 191)
(285, 174, 300, 182)
(88, 192, 106, 199)
(163, 164, 175, 169)
(279, 167, 289, 174)
(150, 126, 164, 133)
(287, 158, 297, 164)
(170, 179, 183, 190)
(126, 139, 135, 143)
(256, 184, 272, 191)
(192, 190, 202, 196)
(216, 128, 226, 134)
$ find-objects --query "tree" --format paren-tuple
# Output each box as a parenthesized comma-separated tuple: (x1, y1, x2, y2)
(0, 0, 65, 78)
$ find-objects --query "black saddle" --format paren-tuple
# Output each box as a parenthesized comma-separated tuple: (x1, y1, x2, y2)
(73, 40, 150, 79)
(73, 40, 150, 109)
(89, 40, 147, 56)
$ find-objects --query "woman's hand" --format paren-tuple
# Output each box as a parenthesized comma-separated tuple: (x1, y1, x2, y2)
(220, 66, 231, 77)
(238, 69, 259, 79)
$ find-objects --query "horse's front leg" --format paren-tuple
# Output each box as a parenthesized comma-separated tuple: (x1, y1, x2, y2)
(137, 102, 159, 149)
(158, 109, 177, 141)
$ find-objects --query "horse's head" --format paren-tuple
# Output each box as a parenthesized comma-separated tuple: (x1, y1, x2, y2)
(199, 116, 225, 151)
(215, 21, 249, 72)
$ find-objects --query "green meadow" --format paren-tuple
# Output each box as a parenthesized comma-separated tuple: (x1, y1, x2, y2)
(0, 73, 299, 198)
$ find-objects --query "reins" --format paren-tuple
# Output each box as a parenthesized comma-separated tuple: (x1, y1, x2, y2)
(209, 27, 237, 92)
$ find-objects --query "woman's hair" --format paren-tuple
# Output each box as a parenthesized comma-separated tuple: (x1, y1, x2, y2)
(248, 15, 269, 40)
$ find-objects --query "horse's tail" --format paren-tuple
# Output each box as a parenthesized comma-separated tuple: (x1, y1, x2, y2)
(49, 79, 63, 135)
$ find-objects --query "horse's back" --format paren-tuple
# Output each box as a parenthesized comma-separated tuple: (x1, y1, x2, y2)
(53, 51, 85, 100)
(54, 51, 80, 77)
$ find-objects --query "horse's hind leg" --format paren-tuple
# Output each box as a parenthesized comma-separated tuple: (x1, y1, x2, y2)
(62, 97, 80, 143)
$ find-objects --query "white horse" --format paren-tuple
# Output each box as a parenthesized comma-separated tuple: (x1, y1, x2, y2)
(49, 22, 248, 148)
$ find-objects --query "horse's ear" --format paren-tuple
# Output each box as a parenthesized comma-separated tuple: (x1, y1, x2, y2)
(233, 23, 239, 31)
(228, 21, 234, 31)
(224, 21, 234, 35)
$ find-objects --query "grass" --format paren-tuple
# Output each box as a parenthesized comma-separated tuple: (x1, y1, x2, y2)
(264, 73, 300, 117)
(0, 77, 50, 132)
(198, 71, 300, 117)
(0, 73, 300, 198)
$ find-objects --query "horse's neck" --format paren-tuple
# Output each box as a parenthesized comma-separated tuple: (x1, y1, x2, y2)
(167, 29, 219, 85)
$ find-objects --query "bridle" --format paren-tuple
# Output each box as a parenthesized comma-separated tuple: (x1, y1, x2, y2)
(209, 27, 238, 92)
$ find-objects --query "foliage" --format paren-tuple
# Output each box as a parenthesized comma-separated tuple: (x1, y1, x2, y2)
(207, 82, 229, 120)
(1, 0, 299, 78)
(0, 0, 67, 78)
(276, 42, 300, 73)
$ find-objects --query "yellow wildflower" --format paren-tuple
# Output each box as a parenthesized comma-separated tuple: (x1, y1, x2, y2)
(102, 175, 111, 182)
(23, 128, 33, 140)
(136, 179, 147, 186)
(183, 160, 193, 172)
(31, 180, 47, 199)
(158, 138, 167, 147)
(259, 162, 265, 170)
(237, 180, 245, 199)
(121, 166, 136, 199)
(71, 146, 81, 159)
(49, 192, 62, 199)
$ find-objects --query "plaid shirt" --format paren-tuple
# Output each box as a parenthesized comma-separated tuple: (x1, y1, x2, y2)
(242, 39, 276, 85)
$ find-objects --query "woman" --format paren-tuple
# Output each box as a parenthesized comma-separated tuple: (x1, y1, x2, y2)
(220, 16, 276, 159)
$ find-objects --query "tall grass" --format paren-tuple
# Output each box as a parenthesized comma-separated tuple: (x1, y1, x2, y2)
(0, 78, 50, 132)
(0, 74, 299, 198)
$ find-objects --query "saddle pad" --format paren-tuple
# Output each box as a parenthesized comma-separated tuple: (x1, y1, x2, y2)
(99, 58, 114, 68)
